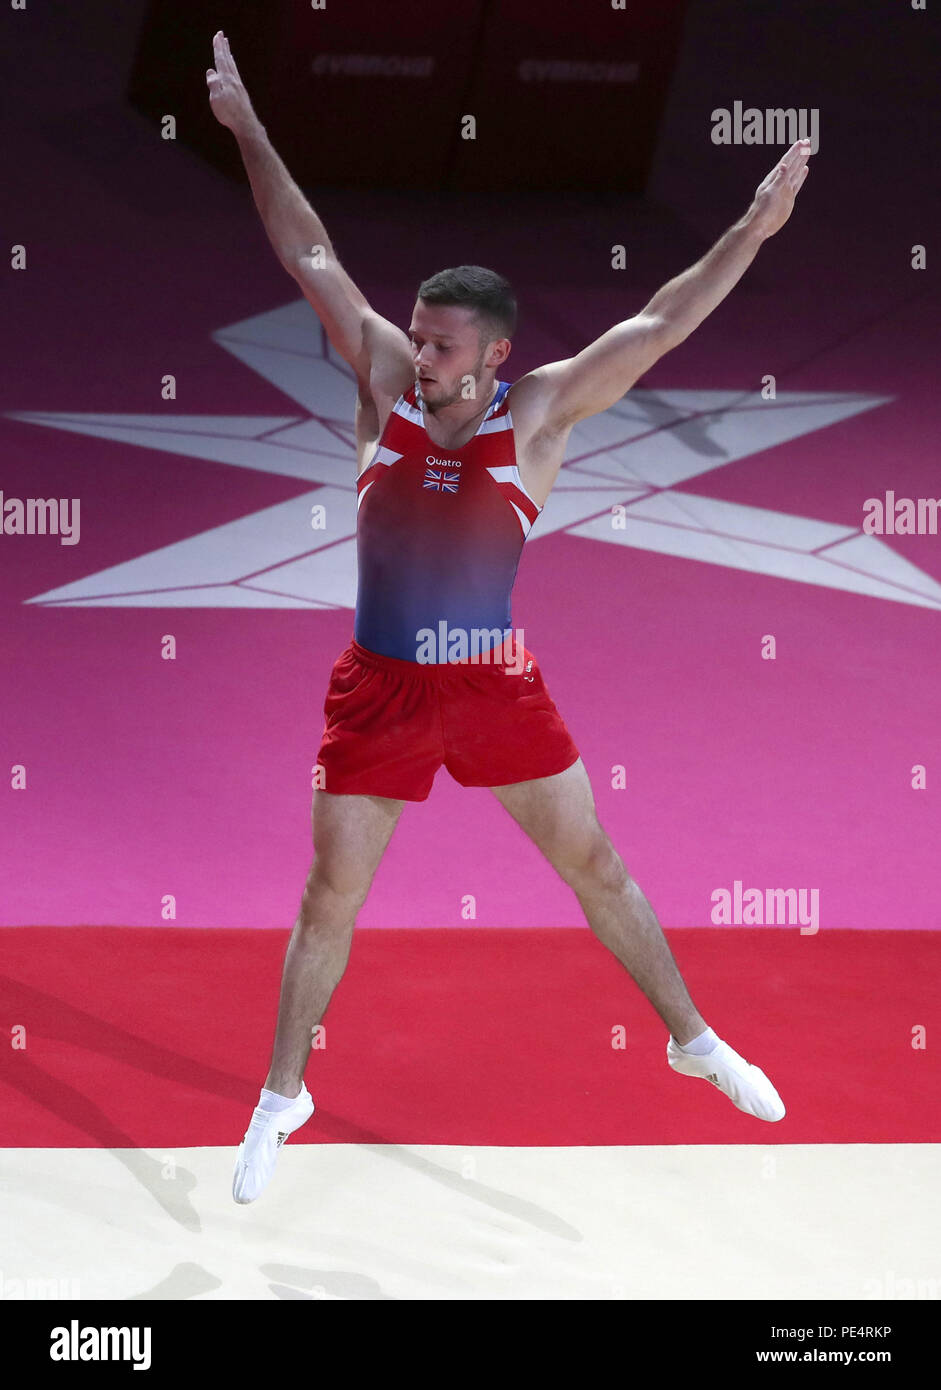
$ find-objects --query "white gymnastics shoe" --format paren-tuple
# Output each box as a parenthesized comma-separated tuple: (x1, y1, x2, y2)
(232, 1082, 315, 1203)
(667, 1036, 786, 1121)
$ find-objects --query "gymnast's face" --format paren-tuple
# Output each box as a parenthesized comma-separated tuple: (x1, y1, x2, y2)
(408, 300, 508, 411)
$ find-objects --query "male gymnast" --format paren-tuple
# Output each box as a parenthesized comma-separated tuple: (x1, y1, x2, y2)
(206, 31, 811, 1203)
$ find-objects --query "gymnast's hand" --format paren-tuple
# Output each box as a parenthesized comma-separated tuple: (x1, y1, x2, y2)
(748, 138, 812, 239)
(206, 30, 258, 135)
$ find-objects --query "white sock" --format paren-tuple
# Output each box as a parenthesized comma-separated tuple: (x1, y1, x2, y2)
(258, 1086, 301, 1112)
(673, 1026, 718, 1056)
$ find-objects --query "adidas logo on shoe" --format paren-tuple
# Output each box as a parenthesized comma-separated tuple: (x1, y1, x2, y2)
(276, 1131, 288, 1148)
(706, 1073, 719, 1084)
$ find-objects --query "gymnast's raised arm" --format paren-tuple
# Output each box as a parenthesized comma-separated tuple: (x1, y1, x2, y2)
(206, 30, 412, 393)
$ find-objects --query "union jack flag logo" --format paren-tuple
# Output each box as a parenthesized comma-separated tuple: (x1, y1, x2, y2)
(423, 467, 461, 493)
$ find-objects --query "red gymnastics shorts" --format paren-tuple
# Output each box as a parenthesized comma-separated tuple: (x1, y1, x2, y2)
(315, 636, 580, 801)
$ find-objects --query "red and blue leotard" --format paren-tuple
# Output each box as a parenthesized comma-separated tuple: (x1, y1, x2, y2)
(354, 380, 543, 662)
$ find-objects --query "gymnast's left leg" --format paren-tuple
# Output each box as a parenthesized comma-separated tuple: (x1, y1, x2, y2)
(489, 757, 785, 1121)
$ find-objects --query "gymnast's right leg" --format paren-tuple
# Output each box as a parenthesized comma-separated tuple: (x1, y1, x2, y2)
(233, 788, 405, 1203)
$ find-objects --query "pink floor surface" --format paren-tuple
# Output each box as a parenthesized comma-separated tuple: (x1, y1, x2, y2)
(2, 4, 938, 935)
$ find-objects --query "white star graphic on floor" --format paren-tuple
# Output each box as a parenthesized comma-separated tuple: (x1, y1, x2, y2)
(8, 299, 937, 610)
